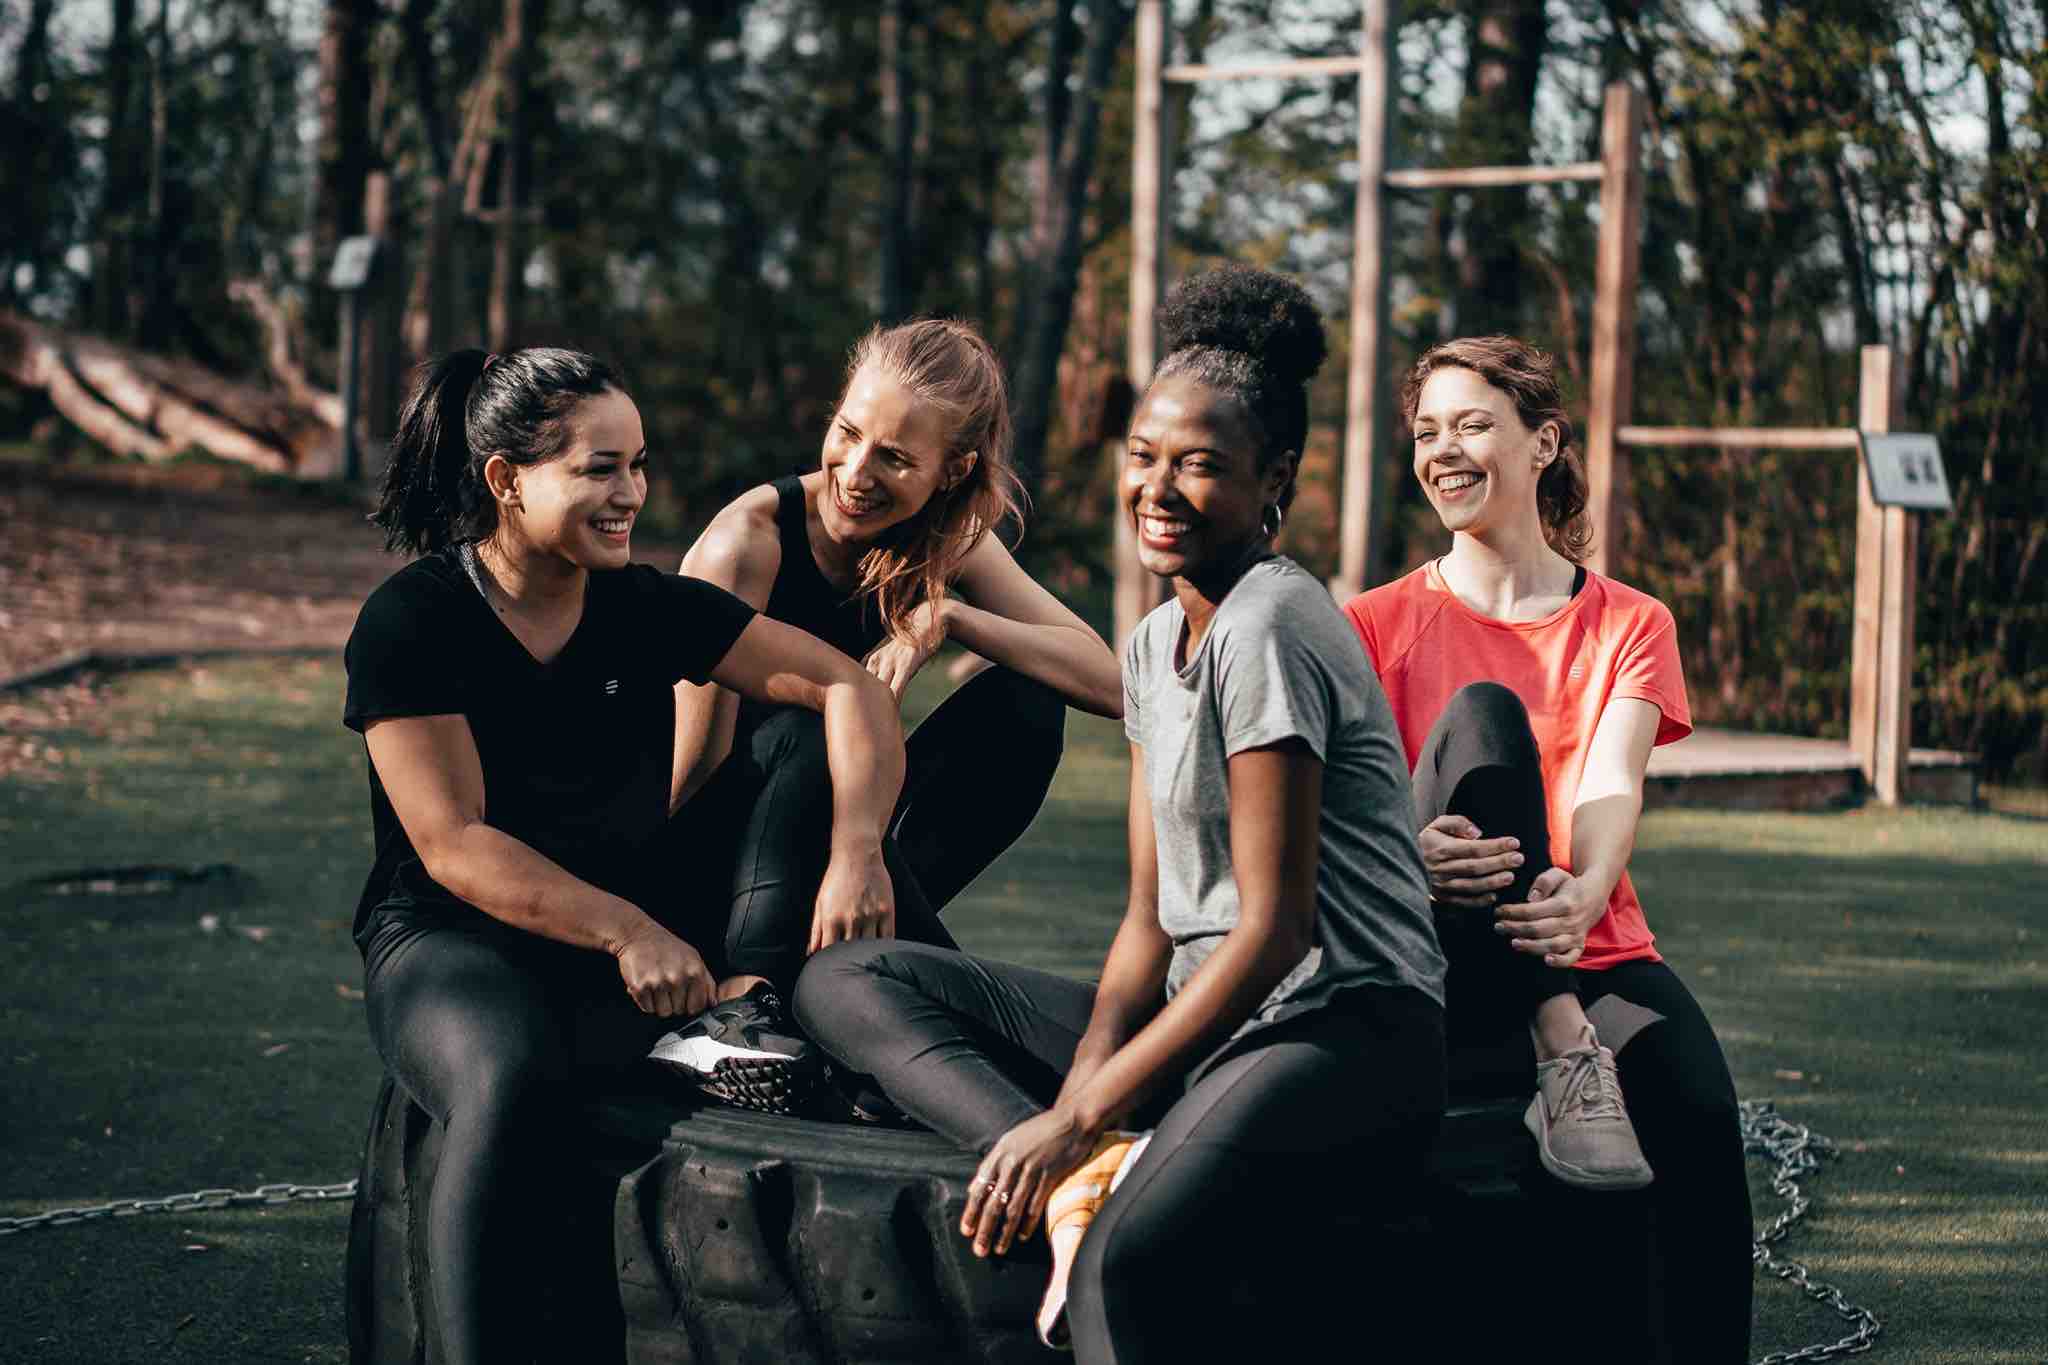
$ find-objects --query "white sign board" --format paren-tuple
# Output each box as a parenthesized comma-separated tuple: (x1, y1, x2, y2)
(1859, 432, 1951, 511)
(328, 235, 379, 291)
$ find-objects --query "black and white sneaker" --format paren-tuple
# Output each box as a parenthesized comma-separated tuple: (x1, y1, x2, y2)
(647, 982, 819, 1115)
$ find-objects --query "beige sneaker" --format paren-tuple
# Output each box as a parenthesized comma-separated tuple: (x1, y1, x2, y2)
(1524, 1042, 1654, 1190)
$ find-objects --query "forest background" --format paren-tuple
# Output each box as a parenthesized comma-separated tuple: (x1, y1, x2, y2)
(1, 0, 2043, 780)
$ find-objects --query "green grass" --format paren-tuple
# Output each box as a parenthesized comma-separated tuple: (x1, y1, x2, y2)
(3, 656, 2046, 1362)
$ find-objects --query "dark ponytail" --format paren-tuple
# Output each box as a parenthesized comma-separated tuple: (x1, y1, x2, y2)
(372, 346, 623, 555)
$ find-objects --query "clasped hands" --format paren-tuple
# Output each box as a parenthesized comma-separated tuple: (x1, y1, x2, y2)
(1418, 814, 1604, 968)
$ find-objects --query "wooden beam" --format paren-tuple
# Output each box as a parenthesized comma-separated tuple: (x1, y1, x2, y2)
(1616, 425, 1862, 451)
(1853, 346, 1913, 805)
(1163, 55, 1366, 83)
(1583, 81, 1643, 579)
(1848, 347, 1890, 787)
(1382, 162, 1603, 189)
(1116, 0, 1169, 649)
(1331, 0, 1393, 601)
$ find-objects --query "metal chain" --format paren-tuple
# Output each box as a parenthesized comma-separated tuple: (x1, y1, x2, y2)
(0, 1180, 357, 1236)
(0, 1101, 1883, 1364)
(1742, 1100, 1884, 1364)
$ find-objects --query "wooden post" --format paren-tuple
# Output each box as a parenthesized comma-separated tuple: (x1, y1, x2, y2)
(1583, 81, 1643, 579)
(362, 168, 398, 450)
(1852, 345, 1913, 804)
(1116, 0, 1169, 648)
(1331, 0, 1393, 601)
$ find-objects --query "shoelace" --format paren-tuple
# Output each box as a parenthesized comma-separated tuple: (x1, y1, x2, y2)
(1556, 1047, 1629, 1123)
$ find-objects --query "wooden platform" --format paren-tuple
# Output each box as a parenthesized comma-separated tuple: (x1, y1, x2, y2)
(1644, 727, 1979, 811)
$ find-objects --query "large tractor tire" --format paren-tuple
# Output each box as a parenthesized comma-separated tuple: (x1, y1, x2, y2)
(349, 1071, 1642, 1364)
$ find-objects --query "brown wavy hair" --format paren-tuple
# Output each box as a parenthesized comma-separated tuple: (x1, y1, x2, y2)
(1399, 335, 1593, 563)
(841, 318, 1024, 639)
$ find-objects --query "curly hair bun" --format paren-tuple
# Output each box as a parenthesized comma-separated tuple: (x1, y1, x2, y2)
(1158, 264, 1328, 388)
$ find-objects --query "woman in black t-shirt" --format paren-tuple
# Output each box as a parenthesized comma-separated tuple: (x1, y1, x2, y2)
(343, 347, 905, 1365)
(671, 319, 1122, 1020)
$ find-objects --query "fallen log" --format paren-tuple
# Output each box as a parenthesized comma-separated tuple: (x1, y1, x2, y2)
(0, 307, 347, 478)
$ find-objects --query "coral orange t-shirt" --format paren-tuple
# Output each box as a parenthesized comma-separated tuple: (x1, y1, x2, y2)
(1343, 562, 1692, 971)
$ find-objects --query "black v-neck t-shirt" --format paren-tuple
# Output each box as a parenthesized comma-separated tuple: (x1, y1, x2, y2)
(341, 548, 756, 952)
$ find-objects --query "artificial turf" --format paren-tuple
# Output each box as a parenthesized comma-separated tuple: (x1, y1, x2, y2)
(0, 655, 2042, 1363)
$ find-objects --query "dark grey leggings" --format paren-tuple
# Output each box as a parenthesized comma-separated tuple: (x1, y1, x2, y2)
(793, 940, 1447, 1364)
(1419, 681, 1753, 1362)
(668, 663, 1068, 990)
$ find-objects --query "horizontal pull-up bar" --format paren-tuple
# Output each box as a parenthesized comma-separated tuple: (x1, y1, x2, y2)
(1163, 55, 1366, 82)
(1384, 162, 1604, 189)
(1618, 425, 1862, 450)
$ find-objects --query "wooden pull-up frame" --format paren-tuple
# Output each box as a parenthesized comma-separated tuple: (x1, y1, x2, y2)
(1120, 1, 1916, 804)
(1119, 0, 1643, 641)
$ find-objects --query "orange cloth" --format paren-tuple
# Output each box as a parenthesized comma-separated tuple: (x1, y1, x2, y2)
(1344, 562, 1692, 972)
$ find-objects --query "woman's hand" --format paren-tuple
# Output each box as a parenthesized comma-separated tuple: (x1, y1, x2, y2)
(612, 920, 717, 1018)
(959, 1107, 1098, 1259)
(1495, 866, 1605, 967)
(1418, 813, 1525, 908)
(808, 843, 897, 952)
(863, 600, 949, 701)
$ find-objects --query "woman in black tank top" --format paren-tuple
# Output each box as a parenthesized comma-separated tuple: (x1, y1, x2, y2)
(660, 318, 1121, 1110)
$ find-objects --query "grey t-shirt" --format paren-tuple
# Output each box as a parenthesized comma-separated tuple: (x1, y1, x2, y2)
(1123, 557, 1445, 1028)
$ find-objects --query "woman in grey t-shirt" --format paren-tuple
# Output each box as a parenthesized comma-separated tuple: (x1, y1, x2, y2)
(794, 267, 1447, 1361)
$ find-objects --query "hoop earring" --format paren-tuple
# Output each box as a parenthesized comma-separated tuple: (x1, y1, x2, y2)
(1261, 502, 1285, 538)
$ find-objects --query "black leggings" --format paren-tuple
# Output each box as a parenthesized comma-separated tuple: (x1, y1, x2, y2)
(1420, 682, 1753, 1363)
(793, 940, 1447, 1364)
(359, 665, 1066, 1363)
(668, 663, 1068, 990)
(361, 916, 667, 1365)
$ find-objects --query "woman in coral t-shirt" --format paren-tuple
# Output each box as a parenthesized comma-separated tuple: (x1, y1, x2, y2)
(1345, 336, 1751, 1362)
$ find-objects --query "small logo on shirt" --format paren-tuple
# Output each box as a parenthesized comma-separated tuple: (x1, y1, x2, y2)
(1568, 661, 1585, 681)
(602, 679, 620, 695)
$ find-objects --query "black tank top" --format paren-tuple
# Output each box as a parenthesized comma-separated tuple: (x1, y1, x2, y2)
(758, 474, 886, 662)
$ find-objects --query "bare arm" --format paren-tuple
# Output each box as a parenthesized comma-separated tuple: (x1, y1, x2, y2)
(672, 489, 781, 811)
(1495, 697, 1662, 966)
(960, 738, 1324, 1256)
(707, 612, 908, 949)
(364, 713, 717, 1016)
(1053, 745, 1173, 1106)
(1061, 740, 1323, 1131)
(931, 533, 1123, 717)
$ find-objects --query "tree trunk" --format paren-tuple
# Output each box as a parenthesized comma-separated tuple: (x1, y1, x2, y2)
(0, 0, 60, 308)
(310, 0, 376, 368)
(1449, 0, 1547, 331)
(1010, 0, 1134, 497)
(487, 0, 543, 353)
(878, 0, 919, 323)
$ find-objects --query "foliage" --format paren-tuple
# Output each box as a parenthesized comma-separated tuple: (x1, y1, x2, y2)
(0, 0, 2042, 772)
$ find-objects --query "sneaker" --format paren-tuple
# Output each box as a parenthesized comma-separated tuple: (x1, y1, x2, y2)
(1524, 1041, 1654, 1190)
(647, 982, 819, 1116)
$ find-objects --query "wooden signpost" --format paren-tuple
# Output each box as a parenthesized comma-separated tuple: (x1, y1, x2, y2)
(328, 234, 380, 483)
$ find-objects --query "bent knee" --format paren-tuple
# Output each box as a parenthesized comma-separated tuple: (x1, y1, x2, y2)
(790, 940, 900, 1036)
(449, 1040, 569, 1134)
(1445, 680, 1531, 731)
(970, 668, 1067, 747)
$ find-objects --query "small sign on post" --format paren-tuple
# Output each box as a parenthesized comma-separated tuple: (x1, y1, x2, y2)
(1859, 432, 1952, 511)
(329, 235, 381, 482)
